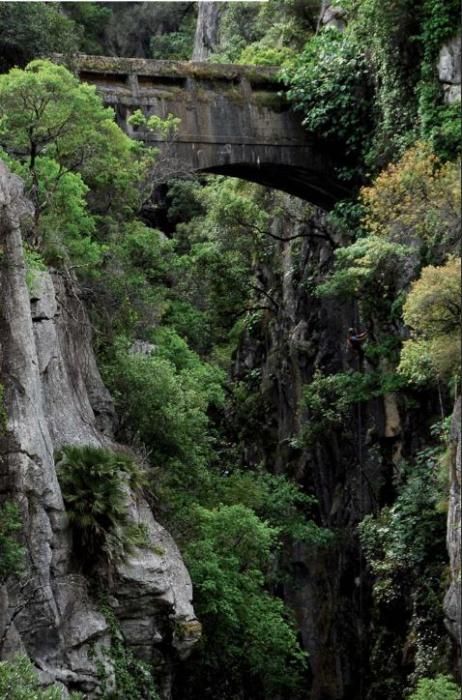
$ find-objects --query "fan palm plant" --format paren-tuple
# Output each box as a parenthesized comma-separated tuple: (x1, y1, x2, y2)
(56, 445, 146, 569)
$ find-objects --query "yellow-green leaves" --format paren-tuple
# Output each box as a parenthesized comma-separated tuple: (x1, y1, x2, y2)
(399, 257, 461, 383)
(361, 142, 461, 253)
(128, 109, 181, 139)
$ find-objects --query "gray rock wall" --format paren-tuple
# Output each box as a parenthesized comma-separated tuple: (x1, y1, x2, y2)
(192, 2, 223, 61)
(438, 35, 461, 104)
(228, 197, 384, 698)
(0, 160, 200, 697)
(444, 397, 461, 658)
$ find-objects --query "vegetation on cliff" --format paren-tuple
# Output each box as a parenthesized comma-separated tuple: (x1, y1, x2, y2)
(0, 1, 460, 699)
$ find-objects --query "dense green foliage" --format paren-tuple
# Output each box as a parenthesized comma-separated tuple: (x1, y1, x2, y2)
(399, 258, 461, 383)
(282, 29, 373, 160)
(409, 675, 462, 700)
(0, 501, 24, 582)
(0, 59, 151, 268)
(0, 656, 81, 700)
(0, 3, 460, 698)
(359, 428, 452, 698)
(183, 504, 307, 697)
(0, 1, 196, 68)
(299, 369, 405, 446)
(0, 2, 79, 71)
(282, 0, 460, 171)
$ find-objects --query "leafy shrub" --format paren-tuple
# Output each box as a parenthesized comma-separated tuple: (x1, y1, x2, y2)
(299, 369, 405, 445)
(417, 0, 461, 159)
(93, 220, 175, 341)
(238, 43, 294, 66)
(0, 656, 81, 699)
(0, 60, 153, 270)
(282, 29, 373, 160)
(56, 445, 146, 568)
(0, 501, 24, 582)
(208, 469, 331, 546)
(24, 246, 47, 296)
(103, 337, 223, 466)
(409, 674, 461, 700)
(0, 3, 79, 72)
(317, 236, 409, 307)
(94, 606, 160, 700)
(150, 30, 194, 61)
(184, 504, 307, 698)
(361, 143, 461, 257)
(359, 442, 447, 604)
(399, 258, 461, 384)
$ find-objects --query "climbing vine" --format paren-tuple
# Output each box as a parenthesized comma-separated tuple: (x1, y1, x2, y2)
(93, 606, 160, 700)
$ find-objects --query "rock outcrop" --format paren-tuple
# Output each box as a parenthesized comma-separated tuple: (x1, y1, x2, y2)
(438, 35, 461, 104)
(227, 193, 455, 698)
(192, 1, 223, 61)
(0, 159, 200, 697)
(228, 197, 391, 699)
(320, 2, 347, 31)
(444, 397, 461, 659)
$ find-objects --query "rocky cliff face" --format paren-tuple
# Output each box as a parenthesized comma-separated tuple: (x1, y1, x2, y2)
(444, 397, 461, 658)
(192, 1, 223, 61)
(227, 198, 384, 698)
(438, 34, 461, 104)
(0, 160, 200, 697)
(227, 193, 459, 698)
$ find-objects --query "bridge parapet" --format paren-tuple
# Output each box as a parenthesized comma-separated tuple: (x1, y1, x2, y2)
(65, 53, 280, 85)
(54, 54, 351, 208)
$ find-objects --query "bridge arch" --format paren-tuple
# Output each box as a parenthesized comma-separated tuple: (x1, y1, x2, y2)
(68, 55, 352, 209)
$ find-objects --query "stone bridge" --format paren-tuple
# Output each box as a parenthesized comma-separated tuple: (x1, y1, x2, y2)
(69, 55, 352, 208)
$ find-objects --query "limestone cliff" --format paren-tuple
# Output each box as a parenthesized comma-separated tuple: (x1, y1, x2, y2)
(226, 194, 458, 698)
(444, 397, 461, 657)
(0, 160, 200, 697)
(192, 2, 223, 61)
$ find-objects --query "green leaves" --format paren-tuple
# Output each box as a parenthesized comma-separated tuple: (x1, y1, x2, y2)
(299, 369, 405, 446)
(101, 334, 225, 519)
(0, 60, 113, 170)
(0, 501, 24, 583)
(56, 445, 146, 568)
(0, 656, 81, 700)
(0, 60, 153, 269)
(317, 235, 410, 303)
(0, 3, 79, 72)
(128, 109, 181, 139)
(359, 439, 447, 604)
(282, 29, 373, 159)
(399, 258, 461, 383)
(409, 675, 461, 700)
(184, 504, 307, 695)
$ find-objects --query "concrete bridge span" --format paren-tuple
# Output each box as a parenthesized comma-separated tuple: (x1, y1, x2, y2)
(68, 55, 352, 209)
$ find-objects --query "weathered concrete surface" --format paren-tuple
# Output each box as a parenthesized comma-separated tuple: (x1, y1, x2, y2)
(58, 54, 352, 209)
(0, 160, 199, 697)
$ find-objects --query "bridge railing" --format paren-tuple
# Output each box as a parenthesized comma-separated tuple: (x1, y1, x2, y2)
(52, 53, 282, 94)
